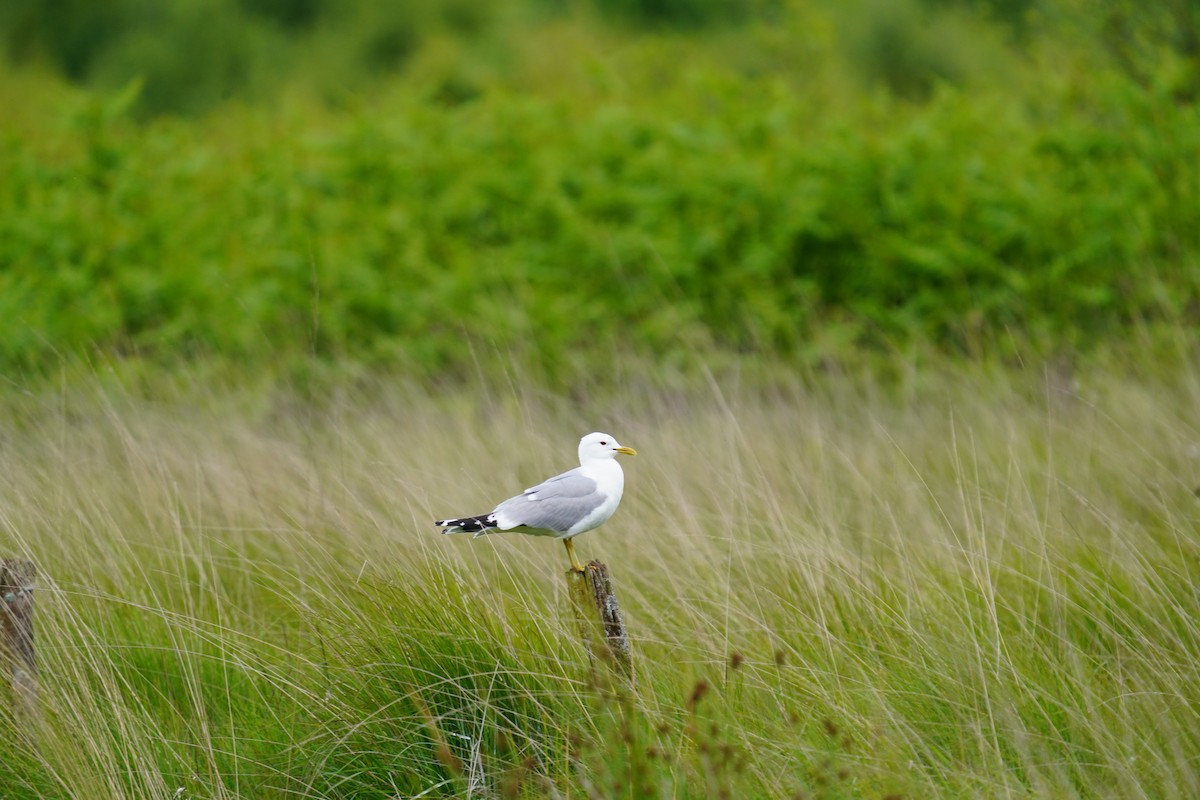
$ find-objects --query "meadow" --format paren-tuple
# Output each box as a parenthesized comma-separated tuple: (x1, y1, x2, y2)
(2, 1, 1199, 796)
(1, 358, 1198, 799)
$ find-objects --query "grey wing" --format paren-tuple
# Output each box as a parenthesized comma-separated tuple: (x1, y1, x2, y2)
(493, 468, 604, 534)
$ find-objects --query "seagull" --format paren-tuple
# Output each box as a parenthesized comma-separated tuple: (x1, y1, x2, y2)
(436, 432, 637, 572)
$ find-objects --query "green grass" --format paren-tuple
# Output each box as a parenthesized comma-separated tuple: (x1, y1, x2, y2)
(3, 3, 1198, 794)
(1, 360, 1198, 798)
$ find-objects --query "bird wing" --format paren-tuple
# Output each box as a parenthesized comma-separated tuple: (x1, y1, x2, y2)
(492, 468, 604, 534)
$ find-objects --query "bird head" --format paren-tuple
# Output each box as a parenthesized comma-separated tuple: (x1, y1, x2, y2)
(578, 432, 637, 464)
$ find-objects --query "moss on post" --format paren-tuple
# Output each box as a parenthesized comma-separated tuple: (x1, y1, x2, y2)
(0, 559, 37, 722)
(567, 560, 633, 683)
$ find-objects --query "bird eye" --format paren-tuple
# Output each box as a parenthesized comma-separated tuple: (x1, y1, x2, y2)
(600, 440, 608, 445)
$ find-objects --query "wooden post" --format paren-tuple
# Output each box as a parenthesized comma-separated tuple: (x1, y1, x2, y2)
(568, 560, 633, 682)
(0, 559, 37, 720)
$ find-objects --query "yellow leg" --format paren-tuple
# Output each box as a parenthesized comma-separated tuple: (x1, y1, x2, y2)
(563, 538, 586, 573)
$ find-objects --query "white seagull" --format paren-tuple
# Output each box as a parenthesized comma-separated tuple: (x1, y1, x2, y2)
(436, 432, 637, 572)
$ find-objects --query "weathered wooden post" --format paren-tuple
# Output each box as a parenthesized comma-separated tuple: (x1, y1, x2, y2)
(568, 560, 633, 682)
(0, 558, 37, 721)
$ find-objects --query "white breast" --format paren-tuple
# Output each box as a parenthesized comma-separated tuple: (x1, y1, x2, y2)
(563, 459, 625, 537)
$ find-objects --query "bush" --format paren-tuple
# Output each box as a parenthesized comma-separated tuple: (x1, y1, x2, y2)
(0, 55, 1197, 386)
(1, 2, 1197, 386)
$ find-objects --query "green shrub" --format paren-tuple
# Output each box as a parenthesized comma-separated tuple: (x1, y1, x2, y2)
(0, 2, 1197, 385)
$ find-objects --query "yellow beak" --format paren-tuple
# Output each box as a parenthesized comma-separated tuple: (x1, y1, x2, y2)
(615, 446, 637, 456)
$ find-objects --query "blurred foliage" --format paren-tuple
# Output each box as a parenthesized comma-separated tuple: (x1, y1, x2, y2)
(1060, 0, 1200, 100)
(577, 0, 778, 28)
(838, 0, 976, 100)
(0, 0, 1197, 387)
(0, 0, 501, 115)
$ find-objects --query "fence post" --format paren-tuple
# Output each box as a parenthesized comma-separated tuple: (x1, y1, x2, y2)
(567, 560, 633, 683)
(0, 558, 37, 721)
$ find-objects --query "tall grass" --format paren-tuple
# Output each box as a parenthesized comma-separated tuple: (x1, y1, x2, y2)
(0, 359, 1198, 797)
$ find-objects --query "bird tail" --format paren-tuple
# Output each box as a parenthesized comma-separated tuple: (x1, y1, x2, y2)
(436, 514, 497, 538)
